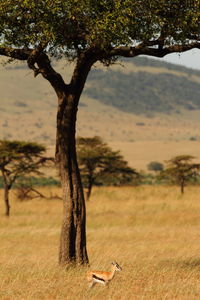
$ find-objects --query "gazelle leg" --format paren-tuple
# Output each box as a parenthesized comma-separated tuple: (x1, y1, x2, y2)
(104, 281, 109, 288)
(88, 280, 95, 288)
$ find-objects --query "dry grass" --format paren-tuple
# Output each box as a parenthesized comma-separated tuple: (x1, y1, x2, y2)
(1, 185, 200, 299)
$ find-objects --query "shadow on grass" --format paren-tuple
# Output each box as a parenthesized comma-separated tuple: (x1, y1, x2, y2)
(159, 257, 200, 270)
(176, 258, 200, 269)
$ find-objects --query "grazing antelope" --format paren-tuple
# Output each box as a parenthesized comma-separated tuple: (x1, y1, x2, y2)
(87, 261, 122, 288)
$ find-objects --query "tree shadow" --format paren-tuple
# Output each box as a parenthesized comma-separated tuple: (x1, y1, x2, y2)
(159, 257, 200, 270)
(176, 258, 200, 270)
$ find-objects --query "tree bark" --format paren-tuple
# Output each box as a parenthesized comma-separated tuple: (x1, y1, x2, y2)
(56, 92, 88, 265)
(54, 52, 100, 265)
(34, 50, 99, 265)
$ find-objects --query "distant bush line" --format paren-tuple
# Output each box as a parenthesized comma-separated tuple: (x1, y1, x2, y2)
(0, 174, 199, 189)
(0, 176, 60, 189)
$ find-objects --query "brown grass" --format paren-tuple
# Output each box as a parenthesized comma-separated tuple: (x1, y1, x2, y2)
(0, 185, 200, 299)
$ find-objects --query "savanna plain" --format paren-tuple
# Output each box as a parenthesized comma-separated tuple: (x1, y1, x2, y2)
(1, 186, 200, 300)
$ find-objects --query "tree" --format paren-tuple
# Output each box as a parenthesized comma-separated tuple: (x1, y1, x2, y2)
(77, 136, 139, 200)
(147, 161, 164, 173)
(0, 1, 199, 265)
(160, 155, 200, 194)
(0, 140, 51, 216)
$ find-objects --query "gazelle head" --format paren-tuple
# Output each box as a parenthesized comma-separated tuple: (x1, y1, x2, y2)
(111, 261, 122, 271)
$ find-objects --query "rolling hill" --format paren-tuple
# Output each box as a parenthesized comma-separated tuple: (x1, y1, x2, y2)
(86, 58, 200, 115)
(0, 56, 200, 170)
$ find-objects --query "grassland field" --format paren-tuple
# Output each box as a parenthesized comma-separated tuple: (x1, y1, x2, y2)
(1, 185, 200, 299)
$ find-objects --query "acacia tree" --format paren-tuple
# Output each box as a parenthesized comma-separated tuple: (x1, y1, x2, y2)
(0, 1, 199, 265)
(161, 155, 200, 194)
(0, 140, 50, 216)
(77, 136, 138, 201)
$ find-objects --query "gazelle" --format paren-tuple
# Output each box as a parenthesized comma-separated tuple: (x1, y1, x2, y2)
(87, 261, 122, 288)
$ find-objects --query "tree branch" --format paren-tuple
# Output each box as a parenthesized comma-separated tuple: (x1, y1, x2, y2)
(34, 52, 68, 96)
(109, 42, 200, 59)
(70, 49, 99, 95)
(0, 47, 30, 60)
(0, 46, 67, 95)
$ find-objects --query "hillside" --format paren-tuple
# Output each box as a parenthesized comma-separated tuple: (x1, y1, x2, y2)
(0, 56, 200, 170)
(86, 58, 200, 115)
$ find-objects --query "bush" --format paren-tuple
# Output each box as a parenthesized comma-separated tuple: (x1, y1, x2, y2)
(147, 161, 164, 172)
(0, 176, 60, 189)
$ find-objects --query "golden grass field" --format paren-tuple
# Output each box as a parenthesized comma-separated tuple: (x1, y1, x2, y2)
(1, 185, 200, 299)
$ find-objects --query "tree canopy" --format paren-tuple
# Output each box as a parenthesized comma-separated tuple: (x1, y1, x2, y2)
(77, 136, 139, 200)
(0, 0, 199, 65)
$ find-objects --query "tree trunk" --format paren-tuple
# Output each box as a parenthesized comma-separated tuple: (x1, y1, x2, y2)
(181, 182, 185, 194)
(86, 186, 92, 202)
(56, 92, 88, 265)
(86, 177, 94, 201)
(35, 50, 99, 265)
(4, 184, 10, 217)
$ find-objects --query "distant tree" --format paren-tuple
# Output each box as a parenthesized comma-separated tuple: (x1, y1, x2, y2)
(0, 140, 52, 216)
(147, 161, 164, 173)
(77, 137, 139, 201)
(160, 155, 200, 194)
